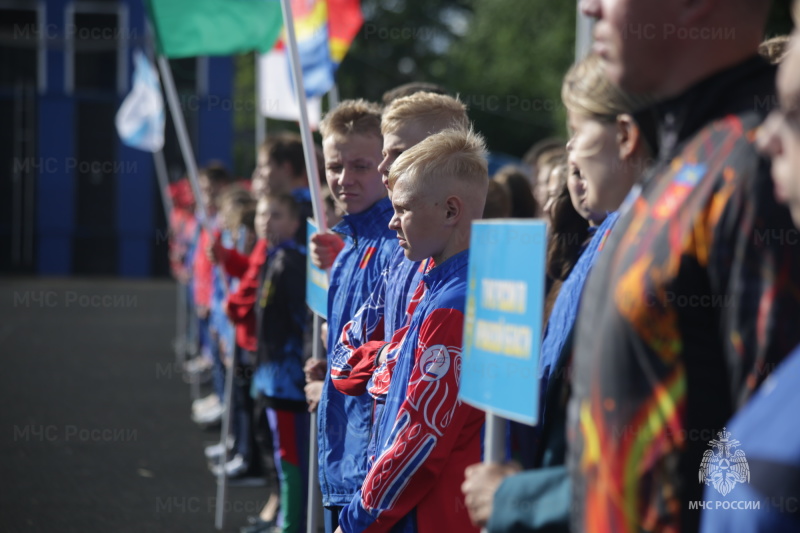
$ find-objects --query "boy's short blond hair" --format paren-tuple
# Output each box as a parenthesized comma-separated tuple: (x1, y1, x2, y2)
(381, 81, 449, 105)
(381, 92, 470, 136)
(388, 128, 488, 201)
(319, 99, 382, 140)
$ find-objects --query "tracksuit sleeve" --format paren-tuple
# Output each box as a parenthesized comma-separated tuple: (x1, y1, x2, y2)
(329, 268, 388, 383)
(331, 340, 384, 396)
(221, 247, 251, 278)
(339, 307, 473, 533)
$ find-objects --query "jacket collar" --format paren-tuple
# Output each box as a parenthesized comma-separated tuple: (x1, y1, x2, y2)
(333, 197, 393, 240)
(633, 55, 776, 183)
(424, 249, 469, 286)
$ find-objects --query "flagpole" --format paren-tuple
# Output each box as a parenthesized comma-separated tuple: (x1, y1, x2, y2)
(153, 150, 173, 220)
(143, 22, 175, 225)
(158, 58, 233, 498)
(159, 53, 233, 526)
(214, 321, 237, 530)
(157, 53, 230, 295)
(151, 149, 189, 367)
(255, 53, 266, 161)
(279, 0, 326, 232)
(278, 2, 328, 532)
(156, 56, 211, 231)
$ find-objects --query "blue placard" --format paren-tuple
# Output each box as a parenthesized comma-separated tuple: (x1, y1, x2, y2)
(306, 219, 328, 318)
(460, 220, 547, 425)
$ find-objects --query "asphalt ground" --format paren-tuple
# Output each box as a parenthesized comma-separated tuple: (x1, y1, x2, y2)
(0, 278, 271, 533)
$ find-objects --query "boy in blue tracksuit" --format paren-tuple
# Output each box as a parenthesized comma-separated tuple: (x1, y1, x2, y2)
(336, 128, 489, 533)
(328, 92, 472, 393)
(305, 99, 397, 533)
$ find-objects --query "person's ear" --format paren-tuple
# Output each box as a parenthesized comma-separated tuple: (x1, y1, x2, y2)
(443, 196, 463, 226)
(616, 114, 640, 162)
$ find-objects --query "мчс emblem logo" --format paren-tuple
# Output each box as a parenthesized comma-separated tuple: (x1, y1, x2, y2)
(699, 427, 750, 496)
(420, 345, 451, 382)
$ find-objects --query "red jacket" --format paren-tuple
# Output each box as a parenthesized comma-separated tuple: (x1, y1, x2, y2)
(224, 239, 268, 352)
(192, 229, 214, 307)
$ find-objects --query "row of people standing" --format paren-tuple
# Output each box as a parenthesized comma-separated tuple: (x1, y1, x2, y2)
(308, 8, 800, 533)
(168, 5, 800, 532)
(462, 3, 800, 533)
(168, 135, 340, 533)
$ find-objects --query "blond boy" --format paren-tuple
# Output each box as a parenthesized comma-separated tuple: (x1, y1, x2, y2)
(336, 129, 488, 533)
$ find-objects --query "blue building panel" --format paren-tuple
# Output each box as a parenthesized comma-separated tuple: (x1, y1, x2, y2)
(37, 98, 75, 275)
(197, 56, 233, 169)
(116, 144, 154, 277)
(26, 0, 236, 277)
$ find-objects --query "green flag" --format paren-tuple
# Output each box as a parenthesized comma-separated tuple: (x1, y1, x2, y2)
(147, 0, 283, 58)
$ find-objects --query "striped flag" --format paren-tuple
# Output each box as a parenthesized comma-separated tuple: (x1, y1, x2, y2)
(260, 0, 362, 124)
(293, 0, 335, 97)
(327, 0, 363, 66)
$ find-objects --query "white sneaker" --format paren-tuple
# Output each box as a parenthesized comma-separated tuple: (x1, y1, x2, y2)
(211, 454, 248, 477)
(184, 355, 212, 374)
(204, 438, 233, 459)
(192, 394, 220, 415)
(192, 402, 225, 425)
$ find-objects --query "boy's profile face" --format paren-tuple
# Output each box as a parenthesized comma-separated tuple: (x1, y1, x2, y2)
(378, 122, 430, 191)
(323, 133, 385, 215)
(255, 198, 299, 245)
(389, 174, 445, 262)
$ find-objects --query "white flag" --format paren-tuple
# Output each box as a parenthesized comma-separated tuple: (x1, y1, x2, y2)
(116, 50, 165, 152)
(259, 49, 322, 127)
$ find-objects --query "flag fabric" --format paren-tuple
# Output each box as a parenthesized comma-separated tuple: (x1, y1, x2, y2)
(288, 0, 363, 96)
(259, 49, 323, 127)
(291, 0, 335, 97)
(259, 0, 362, 123)
(327, 0, 363, 64)
(115, 50, 165, 152)
(147, 0, 283, 58)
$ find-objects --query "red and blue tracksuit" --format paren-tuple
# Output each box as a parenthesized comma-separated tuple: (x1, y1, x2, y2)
(330, 245, 425, 393)
(331, 253, 433, 506)
(339, 250, 484, 533)
(318, 197, 398, 511)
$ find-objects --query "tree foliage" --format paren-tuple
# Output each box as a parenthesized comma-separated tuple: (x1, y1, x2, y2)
(336, 0, 575, 157)
(232, 0, 795, 173)
(442, 0, 575, 156)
